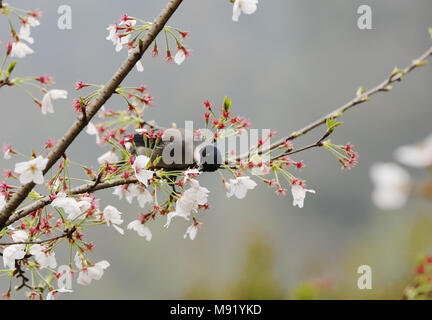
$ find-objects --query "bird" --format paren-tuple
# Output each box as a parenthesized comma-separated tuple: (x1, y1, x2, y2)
(133, 127, 223, 173)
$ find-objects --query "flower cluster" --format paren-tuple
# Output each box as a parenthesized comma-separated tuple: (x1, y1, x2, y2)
(106, 14, 191, 70)
(0, 5, 69, 117)
(403, 255, 432, 300)
(370, 133, 432, 210)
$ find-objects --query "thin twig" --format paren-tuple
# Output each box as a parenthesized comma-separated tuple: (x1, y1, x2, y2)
(0, 227, 76, 246)
(0, 0, 184, 229)
(234, 46, 432, 163)
(5, 178, 137, 227)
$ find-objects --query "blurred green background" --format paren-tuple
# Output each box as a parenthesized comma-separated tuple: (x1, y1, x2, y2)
(1, 0, 432, 299)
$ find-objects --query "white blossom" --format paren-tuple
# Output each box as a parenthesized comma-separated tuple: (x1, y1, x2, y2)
(77, 260, 110, 286)
(165, 180, 209, 228)
(11, 230, 28, 243)
(3, 244, 26, 269)
(86, 122, 101, 144)
(127, 220, 152, 241)
(106, 24, 130, 52)
(18, 24, 34, 44)
(0, 194, 6, 211)
(370, 163, 412, 210)
(52, 193, 91, 220)
(128, 49, 144, 72)
(97, 150, 119, 165)
(11, 41, 34, 58)
(226, 176, 257, 199)
(46, 287, 73, 300)
(394, 134, 432, 168)
(133, 155, 154, 186)
(232, 0, 258, 22)
(184, 223, 199, 240)
(135, 185, 153, 208)
(112, 185, 136, 204)
(41, 89, 68, 115)
(14, 156, 48, 185)
(102, 205, 124, 234)
(291, 185, 316, 208)
(29, 244, 57, 269)
(174, 49, 186, 65)
(26, 17, 40, 27)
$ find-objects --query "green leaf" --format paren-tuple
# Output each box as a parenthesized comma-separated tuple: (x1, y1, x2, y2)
(223, 96, 232, 112)
(413, 59, 428, 67)
(326, 117, 343, 131)
(29, 190, 43, 200)
(429, 27, 432, 39)
(356, 86, 366, 97)
(6, 61, 16, 76)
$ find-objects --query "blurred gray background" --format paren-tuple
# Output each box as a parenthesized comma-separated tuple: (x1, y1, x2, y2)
(1, 0, 432, 299)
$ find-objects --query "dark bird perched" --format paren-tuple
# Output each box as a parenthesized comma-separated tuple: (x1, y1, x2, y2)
(133, 127, 222, 172)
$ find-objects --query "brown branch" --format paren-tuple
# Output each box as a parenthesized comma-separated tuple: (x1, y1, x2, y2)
(0, 0, 184, 229)
(234, 46, 432, 163)
(0, 226, 77, 246)
(5, 178, 137, 227)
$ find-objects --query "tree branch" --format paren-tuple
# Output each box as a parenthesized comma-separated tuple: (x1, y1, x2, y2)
(0, 0, 184, 229)
(5, 178, 137, 227)
(235, 46, 432, 163)
(0, 226, 77, 246)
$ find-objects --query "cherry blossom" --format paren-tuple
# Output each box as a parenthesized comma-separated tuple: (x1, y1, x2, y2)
(14, 156, 48, 185)
(165, 180, 209, 227)
(29, 244, 57, 269)
(135, 184, 154, 208)
(97, 150, 119, 165)
(102, 205, 124, 234)
(18, 25, 34, 45)
(3, 145, 13, 160)
(11, 230, 28, 242)
(174, 49, 186, 65)
(0, 194, 6, 211)
(226, 176, 257, 199)
(184, 222, 199, 240)
(127, 220, 152, 241)
(232, 0, 259, 22)
(10, 41, 34, 58)
(112, 185, 136, 204)
(370, 163, 412, 210)
(86, 122, 101, 144)
(52, 194, 91, 220)
(132, 155, 154, 186)
(41, 89, 68, 115)
(46, 288, 73, 300)
(394, 134, 432, 168)
(106, 24, 130, 52)
(3, 244, 26, 269)
(77, 260, 110, 286)
(128, 49, 144, 72)
(291, 184, 316, 208)
(25, 16, 40, 27)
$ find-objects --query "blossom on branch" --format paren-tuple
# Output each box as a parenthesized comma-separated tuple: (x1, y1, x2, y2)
(232, 0, 259, 22)
(133, 155, 154, 186)
(127, 220, 152, 241)
(14, 156, 48, 185)
(291, 184, 316, 208)
(102, 205, 124, 234)
(41, 89, 68, 115)
(226, 176, 257, 199)
(76, 260, 110, 286)
(29, 244, 57, 269)
(370, 163, 412, 210)
(394, 133, 432, 168)
(46, 288, 73, 300)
